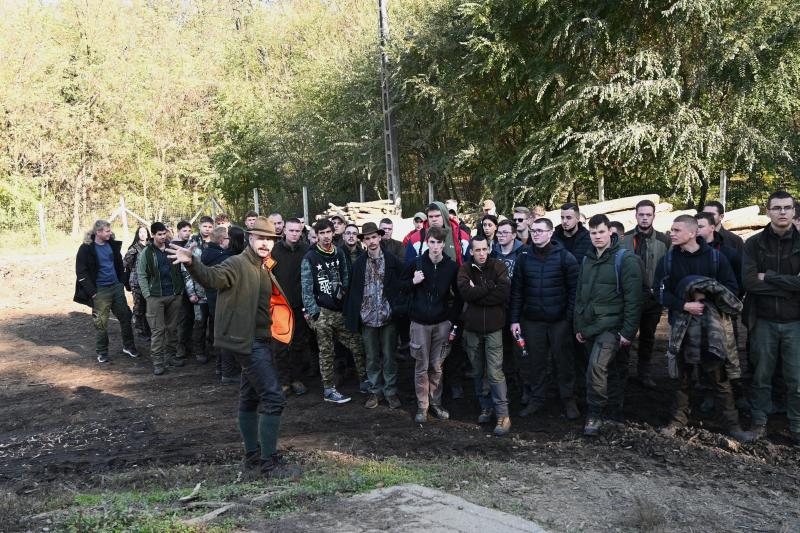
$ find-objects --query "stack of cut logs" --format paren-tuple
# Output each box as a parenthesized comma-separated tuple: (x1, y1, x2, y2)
(316, 195, 769, 240)
(540, 194, 768, 238)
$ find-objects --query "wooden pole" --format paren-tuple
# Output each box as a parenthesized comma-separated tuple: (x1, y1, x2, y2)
(598, 175, 605, 202)
(120, 196, 129, 243)
(38, 203, 48, 249)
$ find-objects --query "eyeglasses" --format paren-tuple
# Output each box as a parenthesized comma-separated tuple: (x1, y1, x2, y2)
(531, 229, 551, 235)
(769, 205, 795, 213)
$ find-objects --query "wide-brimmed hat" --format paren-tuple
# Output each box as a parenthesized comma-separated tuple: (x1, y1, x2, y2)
(246, 216, 279, 238)
(358, 222, 384, 240)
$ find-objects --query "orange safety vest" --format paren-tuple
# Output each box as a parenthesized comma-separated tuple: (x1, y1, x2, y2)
(264, 257, 295, 344)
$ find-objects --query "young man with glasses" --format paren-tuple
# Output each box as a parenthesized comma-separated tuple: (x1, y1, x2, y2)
(340, 223, 365, 265)
(510, 218, 580, 420)
(744, 192, 800, 445)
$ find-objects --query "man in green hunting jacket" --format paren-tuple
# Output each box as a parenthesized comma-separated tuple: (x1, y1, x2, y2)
(575, 214, 643, 437)
(137, 221, 185, 375)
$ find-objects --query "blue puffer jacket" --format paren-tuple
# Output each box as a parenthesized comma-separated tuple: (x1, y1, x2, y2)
(510, 240, 579, 323)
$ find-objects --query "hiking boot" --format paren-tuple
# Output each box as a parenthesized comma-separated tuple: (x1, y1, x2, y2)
(493, 416, 511, 436)
(196, 353, 209, 364)
(519, 403, 543, 418)
(430, 404, 450, 420)
(291, 381, 307, 396)
(564, 399, 580, 420)
(365, 394, 381, 409)
(168, 357, 185, 367)
(359, 379, 371, 395)
(153, 366, 165, 376)
(260, 454, 302, 479)
(583, 417, 602, 436)
(478, 408, 494, 424)
(386, 395, 401, 409)
(243, 449, 261, 470)
(728, 427, 756, 444)
(451, 384, 464, 400)
(97, 353, 110, 364)
(324, 387, 351, 404)
(659, 421, 683, 438)
(220, 375, 238, 385)
(122, 346, 139, 358)
(415, 407, 428, 423)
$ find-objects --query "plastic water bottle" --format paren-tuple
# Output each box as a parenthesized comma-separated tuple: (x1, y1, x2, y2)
(514, 331, 529, 358)
(448, 324, 459, 344)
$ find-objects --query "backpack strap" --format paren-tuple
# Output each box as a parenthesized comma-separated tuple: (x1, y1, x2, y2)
(614, 249, 628, 294)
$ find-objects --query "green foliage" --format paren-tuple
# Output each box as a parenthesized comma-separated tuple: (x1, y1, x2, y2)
(1, 0, 797, 230)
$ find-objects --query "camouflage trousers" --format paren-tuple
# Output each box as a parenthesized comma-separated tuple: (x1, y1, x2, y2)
(312, 308, 365, 388)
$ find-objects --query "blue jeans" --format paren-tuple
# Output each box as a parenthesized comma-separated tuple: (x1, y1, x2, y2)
(231, 339, 286, 416)
(750, 319, 800, 432)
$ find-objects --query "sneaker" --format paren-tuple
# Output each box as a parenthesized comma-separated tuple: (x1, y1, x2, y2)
(728, 427, 756, 444)
(659, 421, 683, 438)
(291, 381, 307, 395)
(414, 407, 428, 423)
(583, 417, 602, 436)
(324, 387, 351, 404)
(97, 353, 110, 364)
(365, 394, 381, 409)
(451, 384, 464, 400)
(430, 404, 450, 420)
(478, 408, 494, 424)
(519, 403, 543, 418)
(493, 416, 511, 436)
(220, 375, 239, 385)
(386, 395, 401, 409)
(153, 366, 165, 376)
(196, 353, 208, 364)
(122, 346, 139, 358)
(359, 379, 371, 395)
(564, 399, 580, 420)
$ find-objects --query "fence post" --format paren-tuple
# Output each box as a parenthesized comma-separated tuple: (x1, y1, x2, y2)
(302, 185, 309, 224)
(120, 196, 129, 243)
(719, 170, 728, 208)
(253, 188, 260, 215)
(38, 203, 48, 249)
(428, 181, 434, 204)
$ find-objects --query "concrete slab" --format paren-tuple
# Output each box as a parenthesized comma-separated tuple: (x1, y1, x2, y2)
(260, 483, 548, 533)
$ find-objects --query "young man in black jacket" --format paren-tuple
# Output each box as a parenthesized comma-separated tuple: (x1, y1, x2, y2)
(271, 218, 311, 396)
(744, 191, 800, 445)
(457, 235, 512, 435)
(510, 218, 580, 420)
(74, 219, 137, 364)
(400, 226, 462, 423)
(553, 203, 592, 264)
(345, 222, 403, 409)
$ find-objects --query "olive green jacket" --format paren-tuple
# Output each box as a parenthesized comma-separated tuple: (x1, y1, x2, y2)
(574, 240, 643, 341)
(187, 246, 280, 355)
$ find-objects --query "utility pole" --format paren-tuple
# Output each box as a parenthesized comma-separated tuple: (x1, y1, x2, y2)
(378, 0, 401, 212)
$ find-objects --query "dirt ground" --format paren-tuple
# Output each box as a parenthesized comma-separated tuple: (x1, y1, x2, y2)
(1, 250, 799, 532)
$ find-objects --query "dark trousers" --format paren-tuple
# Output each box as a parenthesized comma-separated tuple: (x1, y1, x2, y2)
(93, 283, 135, 354)
(230, 339, 286, 416)
(192, 303, 210, 358)
(176, 294, 193, 359)
(522, 318, 575, 406)
(271, 307, 311, 385)
(635, 295, 662, 374)
(586, 331, 627, 418)
(362, 322, 399, 397)
(671, 354, 740, 430)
